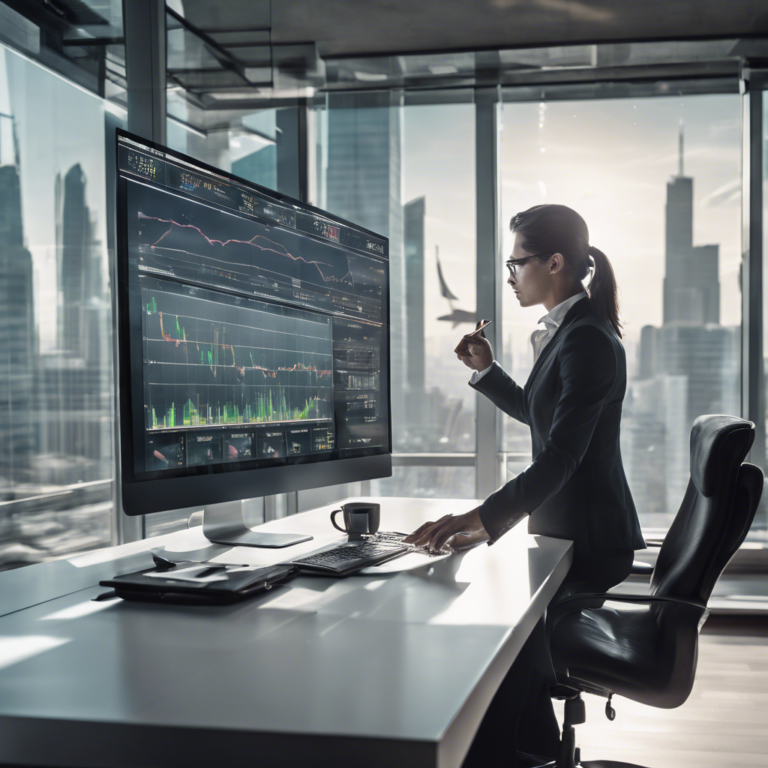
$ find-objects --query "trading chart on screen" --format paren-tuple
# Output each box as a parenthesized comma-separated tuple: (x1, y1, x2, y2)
(117, 134, 389, 476)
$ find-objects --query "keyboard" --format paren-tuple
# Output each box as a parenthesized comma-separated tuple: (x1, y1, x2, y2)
(289, 531, 442, 576)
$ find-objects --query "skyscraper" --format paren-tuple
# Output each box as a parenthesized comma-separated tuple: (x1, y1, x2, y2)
(232, 145, 277, 191)
(631, 123, 737, 524)
(0, 119, 35, 496)
(36, 163, 111, 484)
(404, 196, 426, 427)
(57, 163, 104, 363)
(325, 92, 406, 435)
(662, 123, 720, 325)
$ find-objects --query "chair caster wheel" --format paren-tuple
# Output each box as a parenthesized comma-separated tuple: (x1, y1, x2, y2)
(604, 693, 616, 721)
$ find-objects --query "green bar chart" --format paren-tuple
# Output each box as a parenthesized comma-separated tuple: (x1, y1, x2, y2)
(142, 280, 334, 430)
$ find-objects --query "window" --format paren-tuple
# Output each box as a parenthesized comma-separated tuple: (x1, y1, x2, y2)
(500, 93, 742, 533)
(0, 42, 118, 570)
(759, 89, 768, 544)
(313, 93, 477, 499)
(166, 110, 279, 191)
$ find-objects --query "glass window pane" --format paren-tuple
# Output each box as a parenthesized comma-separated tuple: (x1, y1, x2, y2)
(144, 498, 265, 539)
(760, 89, 768, 545)
(0, 1, 126, 111)
(314, 96, 477, 460)
(0, 42, 115, 571)
(402, 103, 477, 455)
(166, 110, 279, 191)
(298, 485, 363, 514)
(371, 466, 476, 500)
(500, 93, 742, 533)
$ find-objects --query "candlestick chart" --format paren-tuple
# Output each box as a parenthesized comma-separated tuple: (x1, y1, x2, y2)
(142, 280, 334, 431)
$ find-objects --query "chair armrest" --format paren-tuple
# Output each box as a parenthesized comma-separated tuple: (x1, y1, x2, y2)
(550, 592, 712, 636)
(630, 560, 654, 577)
(552, 592, 706, 610)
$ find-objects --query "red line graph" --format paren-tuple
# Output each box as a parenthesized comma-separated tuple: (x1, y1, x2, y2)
(139, 213, 353, 285)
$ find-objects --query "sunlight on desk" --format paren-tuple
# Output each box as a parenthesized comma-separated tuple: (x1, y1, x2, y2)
(0, 636, 70, 671)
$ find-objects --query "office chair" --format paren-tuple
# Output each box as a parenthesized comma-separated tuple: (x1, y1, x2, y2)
(538, 414, 764, 768)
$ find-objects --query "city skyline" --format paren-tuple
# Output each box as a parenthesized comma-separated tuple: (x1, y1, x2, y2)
(396, 96, 742, 414)
(0, 44, 109, 354)
(0, 117, 35, 494)
(0, 37, 750, 521)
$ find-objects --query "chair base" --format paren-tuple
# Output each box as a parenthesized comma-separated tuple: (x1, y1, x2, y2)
(534, 762, 650, 768)
(582, 763, 650, 767)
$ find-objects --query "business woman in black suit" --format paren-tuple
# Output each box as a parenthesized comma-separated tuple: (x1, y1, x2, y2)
(405, 204, 645, 767)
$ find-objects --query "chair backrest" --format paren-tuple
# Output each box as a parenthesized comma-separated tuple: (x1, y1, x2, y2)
(650, 414, 763, 604)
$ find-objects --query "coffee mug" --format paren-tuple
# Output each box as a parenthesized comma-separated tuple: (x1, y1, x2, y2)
(331, 502, 381, 540)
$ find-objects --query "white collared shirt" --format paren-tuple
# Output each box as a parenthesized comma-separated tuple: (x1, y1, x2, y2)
(469, 291, 587, 384)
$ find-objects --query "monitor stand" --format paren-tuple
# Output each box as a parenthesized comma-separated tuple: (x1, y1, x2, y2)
(202, 500, 313, 548)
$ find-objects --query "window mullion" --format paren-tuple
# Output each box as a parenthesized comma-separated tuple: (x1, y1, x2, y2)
(474, 87, 503, 500)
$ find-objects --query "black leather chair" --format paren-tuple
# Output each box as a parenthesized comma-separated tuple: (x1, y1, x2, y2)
(538, 414, 764, 768)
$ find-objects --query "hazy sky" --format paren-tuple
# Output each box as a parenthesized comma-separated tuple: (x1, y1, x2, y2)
(403, 93, 742, 403)
(0, 44, 110, 352)
(0, 38, 745, 387)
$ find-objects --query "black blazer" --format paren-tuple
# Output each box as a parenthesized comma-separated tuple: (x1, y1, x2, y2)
(471, 296, 645, 555)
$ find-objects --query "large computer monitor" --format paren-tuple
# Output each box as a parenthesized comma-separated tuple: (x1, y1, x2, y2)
(115, 130, 391, 546)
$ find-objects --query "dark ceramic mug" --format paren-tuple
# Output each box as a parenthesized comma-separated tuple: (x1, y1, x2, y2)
(330, 502, 381, 540)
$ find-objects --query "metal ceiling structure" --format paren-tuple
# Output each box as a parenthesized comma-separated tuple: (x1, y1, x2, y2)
(4, 1, 768, 126)
(165, 0, 768, 125)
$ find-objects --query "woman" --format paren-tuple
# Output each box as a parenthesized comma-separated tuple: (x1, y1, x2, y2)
(404, 204, 645, 767)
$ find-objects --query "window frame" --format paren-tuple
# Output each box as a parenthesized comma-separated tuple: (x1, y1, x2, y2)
(94, 9, 768, 561)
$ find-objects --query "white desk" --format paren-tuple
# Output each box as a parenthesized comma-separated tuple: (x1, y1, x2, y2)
(0, 497, 572, 768)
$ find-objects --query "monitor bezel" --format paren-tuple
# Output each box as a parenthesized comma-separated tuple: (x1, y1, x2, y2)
(115, 128, 393, 516)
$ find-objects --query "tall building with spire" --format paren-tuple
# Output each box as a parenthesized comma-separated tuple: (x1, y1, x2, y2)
(629, 122, 738, 525)
(663, 122, 720, 325)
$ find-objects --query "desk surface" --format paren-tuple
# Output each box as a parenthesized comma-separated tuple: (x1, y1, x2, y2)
(0, 497, 572, 768)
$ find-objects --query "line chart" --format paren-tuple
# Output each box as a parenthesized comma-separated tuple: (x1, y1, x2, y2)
(128, 182, 385, 323)
(141, 213, 354, 286)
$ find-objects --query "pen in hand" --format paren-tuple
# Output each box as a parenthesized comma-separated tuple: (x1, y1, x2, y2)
(464, 319, 493, 338)
(455, 319, 494, 370)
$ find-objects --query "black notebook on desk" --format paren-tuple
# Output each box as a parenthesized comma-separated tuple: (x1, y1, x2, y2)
(100, 560, 297, 605)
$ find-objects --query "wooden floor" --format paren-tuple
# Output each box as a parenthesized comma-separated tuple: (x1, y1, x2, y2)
(553, 617, 768, 767)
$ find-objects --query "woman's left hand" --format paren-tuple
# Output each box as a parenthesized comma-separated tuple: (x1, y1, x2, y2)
(403, 508, 489, 554)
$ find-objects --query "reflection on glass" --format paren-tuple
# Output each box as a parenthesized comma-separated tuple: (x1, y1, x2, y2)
(315, 98, 476, 454)
(402, 104, 477, 455)
(166, 110, 279, 192)
(371, 466, 476, 501)
(501, 94, 742, 534)
(0, 1, 126, 110)
(0, 43, 114, 571)
(761, 90, 768, 544)
(312, 98, 477, 498)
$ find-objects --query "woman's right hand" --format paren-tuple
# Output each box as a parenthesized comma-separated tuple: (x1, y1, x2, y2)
(454, 321, 494, 371)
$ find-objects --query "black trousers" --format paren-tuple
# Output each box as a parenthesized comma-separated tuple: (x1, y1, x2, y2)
(461, 547, 634, 768)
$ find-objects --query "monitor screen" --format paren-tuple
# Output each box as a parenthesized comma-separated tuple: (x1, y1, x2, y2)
(116, 131, 391, 514)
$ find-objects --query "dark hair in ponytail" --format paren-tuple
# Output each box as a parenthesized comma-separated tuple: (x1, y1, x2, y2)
(510, 204, 623, 338)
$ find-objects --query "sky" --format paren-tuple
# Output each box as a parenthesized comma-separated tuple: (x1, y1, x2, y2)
(403, 93, 743, 406)
(0, 38, 747, 393)
(0, 44, 110, 353)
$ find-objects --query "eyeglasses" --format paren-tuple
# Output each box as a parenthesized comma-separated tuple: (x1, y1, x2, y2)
(505, 253, 552, 278)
